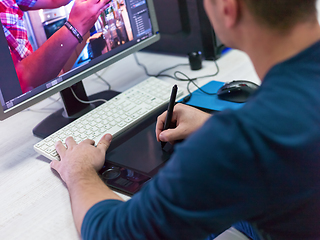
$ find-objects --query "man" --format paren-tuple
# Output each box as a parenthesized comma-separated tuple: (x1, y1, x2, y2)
(51, 0, 320, 239)
(0, 0, 110, 92)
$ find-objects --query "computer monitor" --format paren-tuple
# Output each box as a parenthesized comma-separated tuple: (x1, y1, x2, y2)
(0, 0, 160, 139)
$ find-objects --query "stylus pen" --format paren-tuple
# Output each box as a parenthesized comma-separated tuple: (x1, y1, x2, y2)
(161, 84, 178, 148)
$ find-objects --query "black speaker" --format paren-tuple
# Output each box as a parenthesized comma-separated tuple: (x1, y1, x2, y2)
(144, 0, 225, 60)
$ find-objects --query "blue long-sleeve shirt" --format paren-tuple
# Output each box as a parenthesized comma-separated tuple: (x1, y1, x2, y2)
(81, 41, 320, 240)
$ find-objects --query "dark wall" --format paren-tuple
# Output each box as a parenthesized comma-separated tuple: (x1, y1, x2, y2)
(144, 0, 224, 60)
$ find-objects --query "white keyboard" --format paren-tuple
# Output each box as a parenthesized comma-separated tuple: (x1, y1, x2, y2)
(34, 77, 183, 161)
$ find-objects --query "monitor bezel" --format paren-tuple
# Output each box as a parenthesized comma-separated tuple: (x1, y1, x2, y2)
(0, 0, 160, 121)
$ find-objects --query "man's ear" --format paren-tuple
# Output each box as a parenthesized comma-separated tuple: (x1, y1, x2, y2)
(222, 0, 240, 28)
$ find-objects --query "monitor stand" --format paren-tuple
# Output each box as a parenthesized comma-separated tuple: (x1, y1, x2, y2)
(33, 81, 120, 139)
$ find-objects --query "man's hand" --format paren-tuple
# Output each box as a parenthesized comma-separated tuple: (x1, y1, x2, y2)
(155, 103, 211, 144)
(50, 134, 112, 186)
(68, 0, 112, 36)
(50, 133, 123, 233)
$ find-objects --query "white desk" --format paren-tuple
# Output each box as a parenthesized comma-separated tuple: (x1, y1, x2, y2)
(0, 50, 259, 240)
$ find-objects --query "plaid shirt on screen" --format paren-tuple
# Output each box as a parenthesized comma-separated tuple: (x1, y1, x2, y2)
(0, 0, 36, 61)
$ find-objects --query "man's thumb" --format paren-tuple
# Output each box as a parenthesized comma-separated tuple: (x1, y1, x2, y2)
(96, 134, 112, 152)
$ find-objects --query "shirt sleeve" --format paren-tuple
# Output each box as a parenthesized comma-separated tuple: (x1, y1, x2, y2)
(16, 0, 36, 8)
(81, 110, 269, 240)
(0, 0, 34, 60)
(82, 46, 320, 240)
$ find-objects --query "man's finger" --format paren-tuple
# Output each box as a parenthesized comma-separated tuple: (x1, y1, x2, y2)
(50, 159, 59, 171)
(96, 134, 112, 152)
(159, 126, 185, 143)
(155, 111, 167, 141)
(55, 140, 66, 156)
(65, 136, 77, 149)
(89, 0, 107, 8)
(82, 139, 95, 145)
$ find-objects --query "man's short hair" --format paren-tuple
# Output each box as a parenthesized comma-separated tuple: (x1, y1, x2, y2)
(242, 0, 317, 30)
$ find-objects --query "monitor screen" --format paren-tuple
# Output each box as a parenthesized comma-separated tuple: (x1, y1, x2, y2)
(0, 0, 159, 137)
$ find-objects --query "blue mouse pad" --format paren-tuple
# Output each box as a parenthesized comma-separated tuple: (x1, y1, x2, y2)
(183, 80, 245, 111)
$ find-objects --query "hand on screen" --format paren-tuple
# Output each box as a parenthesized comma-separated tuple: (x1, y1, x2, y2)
(50, 134, 112, 185)
(68, 0, 112, 36)
(155, 103, 211, 144)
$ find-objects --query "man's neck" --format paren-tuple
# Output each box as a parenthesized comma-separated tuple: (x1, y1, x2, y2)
(242, 20, 320, 80)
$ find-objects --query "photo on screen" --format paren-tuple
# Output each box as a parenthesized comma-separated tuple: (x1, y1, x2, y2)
(0, 0, 154, 111)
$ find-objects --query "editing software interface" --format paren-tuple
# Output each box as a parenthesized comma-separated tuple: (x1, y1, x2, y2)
(0, 0, 155, 112)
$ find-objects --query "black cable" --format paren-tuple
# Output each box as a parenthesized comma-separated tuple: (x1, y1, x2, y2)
(95, 73, 111, 90)
(133, 52, 220, 103)
(156, 63, 190, 78)
(133, 53, 189, 79)
(174, 70, 218, 95)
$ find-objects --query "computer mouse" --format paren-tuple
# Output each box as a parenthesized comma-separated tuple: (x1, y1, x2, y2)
(217, 80, 259, 103)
